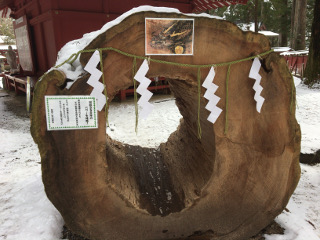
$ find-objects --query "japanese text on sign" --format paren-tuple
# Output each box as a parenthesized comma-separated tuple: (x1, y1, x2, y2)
(45, 96, 98, 131)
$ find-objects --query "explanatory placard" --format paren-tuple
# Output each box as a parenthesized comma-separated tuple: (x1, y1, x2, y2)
(45, 96, 98, 131)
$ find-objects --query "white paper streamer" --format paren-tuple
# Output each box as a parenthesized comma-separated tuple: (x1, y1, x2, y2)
(84, 50, 106, 111)
(134, 59, 154, 119)
(202, 67, 222, 124)
(249, 57, 265, 113)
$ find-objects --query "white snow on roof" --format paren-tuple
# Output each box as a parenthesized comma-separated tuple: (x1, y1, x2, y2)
(259, 30, 279, 37)
(272, 47, 291, 52)
(281, 50, 309, 56)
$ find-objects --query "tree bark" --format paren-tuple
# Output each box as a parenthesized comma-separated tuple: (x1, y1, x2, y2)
(305, 0, 320, 85)
(291, 0, 307, 50)
(279, 0, 289, 46)
(254, 0, 259, 32)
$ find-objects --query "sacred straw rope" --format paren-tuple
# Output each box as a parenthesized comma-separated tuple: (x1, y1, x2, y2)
(132, 57, 139, 133)
(290, 73, 295, 113)
(98, 49, 109, 126)
(224, 64, 232, 135)
(43, 47, 285, 139)
(197, 67, 202, 139)
(62, 47, 274, 69)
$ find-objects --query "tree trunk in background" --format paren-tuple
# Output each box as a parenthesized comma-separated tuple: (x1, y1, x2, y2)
(290, 0, 296, 41)
(254, 0, 258, 32)
(279, 0, 288, 46)
(260, 0, 264, 26)
(305, 0, 320, 85)
(291, 0, 307, 50)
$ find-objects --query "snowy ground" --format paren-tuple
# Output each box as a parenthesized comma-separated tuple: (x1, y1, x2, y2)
(295, 81, 320, 154)
(0, 77, 320, 240)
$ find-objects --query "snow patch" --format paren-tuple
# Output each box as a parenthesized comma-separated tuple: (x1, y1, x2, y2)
(107, 95, 182, 148)
(0, 120, 63, 240)
(265, 164, 320, 240)
(295, 78, 320, 154)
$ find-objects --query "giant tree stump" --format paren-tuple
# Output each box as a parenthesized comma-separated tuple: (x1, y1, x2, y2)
(31, 10, 301, 240)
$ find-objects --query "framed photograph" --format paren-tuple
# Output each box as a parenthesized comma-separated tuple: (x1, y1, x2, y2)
(145, 18, 194, 56)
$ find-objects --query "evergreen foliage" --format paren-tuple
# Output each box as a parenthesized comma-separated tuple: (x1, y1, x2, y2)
(210, 0, 315, 47)
(0, 18, 15, 44)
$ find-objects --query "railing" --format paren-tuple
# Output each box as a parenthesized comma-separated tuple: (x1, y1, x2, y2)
(281, 50, 308, 78)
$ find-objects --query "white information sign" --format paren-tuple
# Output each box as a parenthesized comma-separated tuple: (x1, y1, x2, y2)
(45, 96, 98, 131)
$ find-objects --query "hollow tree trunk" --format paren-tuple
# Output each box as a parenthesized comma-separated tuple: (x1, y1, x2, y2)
(31, 10, 301, 240)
